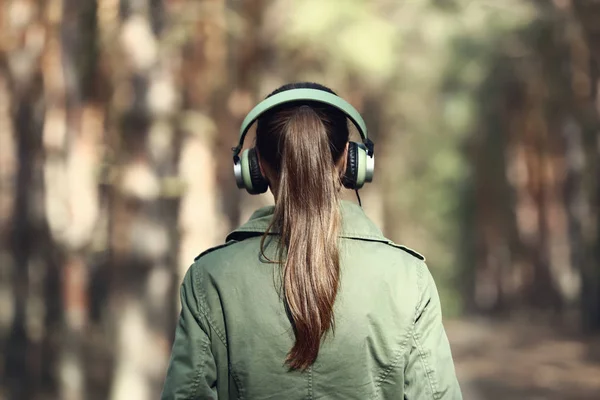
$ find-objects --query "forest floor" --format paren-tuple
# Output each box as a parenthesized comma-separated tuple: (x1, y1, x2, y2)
(446, 318, 600, 400)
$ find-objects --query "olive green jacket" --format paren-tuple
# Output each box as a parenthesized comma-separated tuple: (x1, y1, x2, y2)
(162, 201, 462, 399)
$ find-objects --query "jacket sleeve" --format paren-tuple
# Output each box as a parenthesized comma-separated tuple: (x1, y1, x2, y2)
(404, 264, 462, 400)
(161, 268, 218, 400)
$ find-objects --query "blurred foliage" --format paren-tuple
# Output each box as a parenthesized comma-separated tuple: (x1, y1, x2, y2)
(264, 0, 541, 315)
(2, 0, 600, 398)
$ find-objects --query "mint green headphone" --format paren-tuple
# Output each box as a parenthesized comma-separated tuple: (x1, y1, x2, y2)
(232, 88, 375, 194)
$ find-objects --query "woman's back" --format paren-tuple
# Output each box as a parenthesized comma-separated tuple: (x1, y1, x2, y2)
(162, 201, 461, 399)
(162, 82, 461, 399)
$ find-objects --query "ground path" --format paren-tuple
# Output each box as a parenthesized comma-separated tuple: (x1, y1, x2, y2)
(446, 318, 600, 399)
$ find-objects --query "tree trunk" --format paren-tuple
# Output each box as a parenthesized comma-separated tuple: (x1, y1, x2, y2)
(41, 0, 105, 398)
(176, 0, 230, 280)
(2, 1, 60, 398)
(105, 2, 182, 398)
(570, 0, 600, 331)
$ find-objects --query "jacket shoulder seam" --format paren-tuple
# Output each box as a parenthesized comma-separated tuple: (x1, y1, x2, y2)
(228, 364, 245, 400)
(374, 257, 422, 394)
(386, 242, 426, 261)
(415, 260, 427, 312)
(411, 324, 440, 398)
(192, 266, 228, 349)
(412, 261, 440, 398)
(340, 233, 388, 242)
(194, 240, 238, 261)
(374, 320, 412, 393)
(191, 328, 211, 395)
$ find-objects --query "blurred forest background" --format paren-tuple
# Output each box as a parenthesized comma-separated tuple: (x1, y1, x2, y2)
(1, 0, 600, 399)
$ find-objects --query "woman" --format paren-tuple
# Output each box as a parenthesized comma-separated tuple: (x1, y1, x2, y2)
(162, 82, 462, 399)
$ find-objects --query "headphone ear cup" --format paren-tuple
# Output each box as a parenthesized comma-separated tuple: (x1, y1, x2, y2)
(343, 142, 369, 190)
(245, 148, 269, 195)
(342, 142, 359, 189)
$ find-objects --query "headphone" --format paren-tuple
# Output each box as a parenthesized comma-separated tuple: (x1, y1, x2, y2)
(232, 88, 375, 194)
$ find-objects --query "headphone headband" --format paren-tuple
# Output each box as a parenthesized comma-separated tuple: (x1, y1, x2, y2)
(232, 88, 372, 160)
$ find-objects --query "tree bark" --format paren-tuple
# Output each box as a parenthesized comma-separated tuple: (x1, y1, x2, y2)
(570, 0, 600, 331)
(2, 1, 60, 398)
(105, 2, 182, 398)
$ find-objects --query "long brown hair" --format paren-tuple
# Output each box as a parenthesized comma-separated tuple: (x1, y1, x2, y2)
(256, 82, 349, 370)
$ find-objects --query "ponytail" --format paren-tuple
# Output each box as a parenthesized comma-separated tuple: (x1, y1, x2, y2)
(262, 105, 342, 370)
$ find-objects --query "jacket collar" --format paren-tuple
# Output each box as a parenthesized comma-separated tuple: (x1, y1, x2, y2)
(226, 200, 388, 243)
